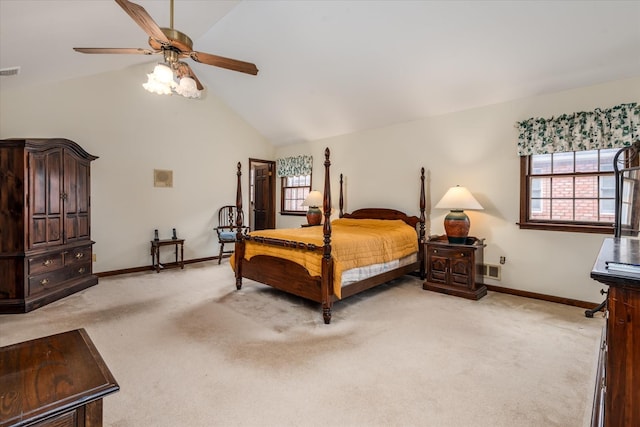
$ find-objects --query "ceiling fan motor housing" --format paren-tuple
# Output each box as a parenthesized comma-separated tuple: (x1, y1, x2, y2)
(149, 28, 193, 53)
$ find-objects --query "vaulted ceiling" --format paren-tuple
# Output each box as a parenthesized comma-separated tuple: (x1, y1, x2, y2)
(1, 1, 639, 145)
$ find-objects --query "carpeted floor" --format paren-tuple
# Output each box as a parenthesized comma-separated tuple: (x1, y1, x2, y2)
(0, 261, 604, 427)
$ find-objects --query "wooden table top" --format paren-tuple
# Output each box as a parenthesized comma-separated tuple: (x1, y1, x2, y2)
(591, 237, 640, 288)
(0, 328, 119, 427)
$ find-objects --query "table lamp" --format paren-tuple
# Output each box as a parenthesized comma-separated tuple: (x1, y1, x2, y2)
(302, 190, 323, 225)
(434, 185, 483, 244)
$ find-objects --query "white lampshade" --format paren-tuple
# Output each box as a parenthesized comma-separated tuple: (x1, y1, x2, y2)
(142, 63, 175, 95)
(175, 76, 202, 99)
(435, 186, 483, 211)
(302, 190, 323, 208)
(152, 63, 174, 84)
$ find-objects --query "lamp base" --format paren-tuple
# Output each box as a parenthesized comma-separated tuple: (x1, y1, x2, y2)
(306, 207, 322, 226)
(443, 209, 470, 244)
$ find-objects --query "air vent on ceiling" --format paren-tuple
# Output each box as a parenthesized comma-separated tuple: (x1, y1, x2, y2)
(0, 66, 21, 76)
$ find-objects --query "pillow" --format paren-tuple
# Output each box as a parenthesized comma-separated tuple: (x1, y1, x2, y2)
(219, 231, 237, 240)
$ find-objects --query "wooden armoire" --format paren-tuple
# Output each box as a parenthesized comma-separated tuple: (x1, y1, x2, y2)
(0, 138, 98, 313)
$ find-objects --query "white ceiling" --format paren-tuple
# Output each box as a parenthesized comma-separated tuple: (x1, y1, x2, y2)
(1, 1, 639, 146)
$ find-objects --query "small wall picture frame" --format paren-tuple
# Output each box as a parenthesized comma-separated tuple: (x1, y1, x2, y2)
(154, 169, 173, 188)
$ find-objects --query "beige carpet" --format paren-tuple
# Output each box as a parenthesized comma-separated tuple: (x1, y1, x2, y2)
(0, 261, 604, 427)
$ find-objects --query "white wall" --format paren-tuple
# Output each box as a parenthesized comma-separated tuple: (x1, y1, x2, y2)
(0, 63, 273, 272)
(275, 76, 640, 304)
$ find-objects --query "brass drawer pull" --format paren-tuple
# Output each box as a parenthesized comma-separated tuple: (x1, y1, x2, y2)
(75, 252, 84, 259)
(43, 259, 53, 266)
(40, 278, 49, 286)
(78, 267, 86, 274)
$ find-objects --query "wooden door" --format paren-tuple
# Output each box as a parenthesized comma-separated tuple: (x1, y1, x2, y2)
(29, 148, 64, 248)
(253, 163, 271, 230)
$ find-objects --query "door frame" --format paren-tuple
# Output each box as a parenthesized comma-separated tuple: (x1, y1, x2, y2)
(248, 158, 276, 230)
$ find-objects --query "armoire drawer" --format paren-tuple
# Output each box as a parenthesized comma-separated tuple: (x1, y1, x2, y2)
(29, 262, 92, 296)
(65, 246, 92, 266)
(29, 252, 65, 275)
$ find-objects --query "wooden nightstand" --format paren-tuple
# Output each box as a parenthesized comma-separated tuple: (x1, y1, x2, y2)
(423, 235, 487, 300)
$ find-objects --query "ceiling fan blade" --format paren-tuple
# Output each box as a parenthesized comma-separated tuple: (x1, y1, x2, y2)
(176, 62, 204, 90)
(115, 0, 170, 45)
(73, 47, 159, 55)
(189, 51, 258, 76)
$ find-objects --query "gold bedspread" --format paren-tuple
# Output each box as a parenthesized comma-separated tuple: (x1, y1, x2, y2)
(232, 218, 418, 298)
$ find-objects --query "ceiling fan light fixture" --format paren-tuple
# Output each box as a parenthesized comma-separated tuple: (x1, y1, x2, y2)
(142, 62, 175, 95)
(142, 75, 172, 96)
(175, 76, 201, 99)
(151, 62, 174, 84)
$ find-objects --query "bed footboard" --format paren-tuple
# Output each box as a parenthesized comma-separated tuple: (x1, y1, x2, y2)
(241, 255, 324, 302)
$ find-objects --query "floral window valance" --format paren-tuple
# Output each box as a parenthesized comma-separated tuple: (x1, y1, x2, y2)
(276, 155, 313, 177)
(516, 102, 639, 156)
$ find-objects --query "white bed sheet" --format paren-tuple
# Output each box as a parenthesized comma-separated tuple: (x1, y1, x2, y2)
(340, 253, 418, 286)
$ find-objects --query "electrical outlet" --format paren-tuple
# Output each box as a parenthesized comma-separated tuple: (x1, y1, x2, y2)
(92, 253, 97, 262)
(499, 256, 506, 264)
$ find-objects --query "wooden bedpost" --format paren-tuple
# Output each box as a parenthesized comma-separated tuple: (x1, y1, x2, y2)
(339, 173, 344, 218)
(419, 167, 426, 279)
(321, 148, 334, 324)
(235, 162, 244, 290)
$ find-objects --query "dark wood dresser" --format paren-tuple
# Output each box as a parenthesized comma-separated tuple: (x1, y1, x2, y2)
(0, 328, 119, 427)
(0, 138, 98, 313)
(590, 237, 640, 427)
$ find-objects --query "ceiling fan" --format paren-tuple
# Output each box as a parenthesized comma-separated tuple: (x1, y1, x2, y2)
(73, 0, 258, 96)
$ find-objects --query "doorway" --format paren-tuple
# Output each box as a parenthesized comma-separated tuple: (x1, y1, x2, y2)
(249, 158, 276, 230)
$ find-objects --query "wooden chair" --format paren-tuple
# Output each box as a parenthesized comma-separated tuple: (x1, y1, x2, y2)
(214, 205, 249, 264)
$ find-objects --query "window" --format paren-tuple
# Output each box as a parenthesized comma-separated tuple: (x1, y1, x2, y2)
(276, 154, 313, 215)
(520, 148, 622, 233)
(281, 174, 311, 215)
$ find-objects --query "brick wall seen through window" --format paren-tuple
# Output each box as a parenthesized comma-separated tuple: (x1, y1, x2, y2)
(520, 148, 621, 233)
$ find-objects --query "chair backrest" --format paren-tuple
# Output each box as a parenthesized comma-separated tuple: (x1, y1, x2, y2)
(217, 205, 244, 229)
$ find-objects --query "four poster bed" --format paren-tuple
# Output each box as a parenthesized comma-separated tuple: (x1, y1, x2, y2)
(231, 148, 426, 324)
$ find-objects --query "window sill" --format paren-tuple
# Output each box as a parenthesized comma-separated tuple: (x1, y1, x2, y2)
(517, 222, 614, 234)
(280, 211, 307, 217)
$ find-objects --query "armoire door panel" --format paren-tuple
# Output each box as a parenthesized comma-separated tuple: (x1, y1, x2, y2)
(64, 152, 78, 213)
(64, 151, 91, 242)
(31, 158, 48, 215)
(29, 148, 63, 248)
(31, 218, 48, 245)
(45, 151, 62, 216)
(47, 217, 62, 243)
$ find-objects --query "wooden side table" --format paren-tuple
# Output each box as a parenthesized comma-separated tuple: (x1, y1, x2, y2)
(423, 235, 486, 300)
(0, 328, 119, 427)
(150, 238, 185, 273)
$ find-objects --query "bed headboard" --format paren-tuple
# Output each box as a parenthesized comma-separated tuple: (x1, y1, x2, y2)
(341, 208, 420, 228)
(338, 168, 425, 230)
